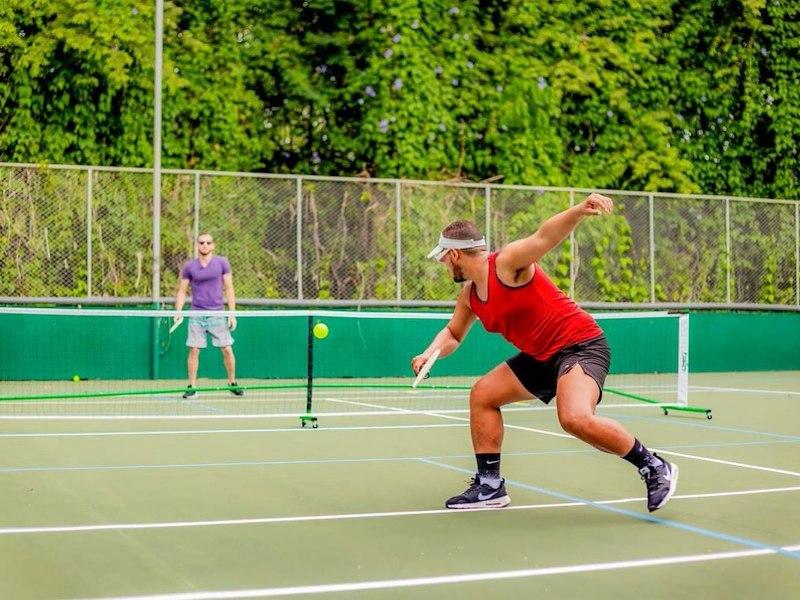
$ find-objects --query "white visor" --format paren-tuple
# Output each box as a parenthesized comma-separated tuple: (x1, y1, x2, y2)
(426, 234, 487, 260)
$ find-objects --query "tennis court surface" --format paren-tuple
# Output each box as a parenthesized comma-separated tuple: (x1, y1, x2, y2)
(0, 309, 798, 598)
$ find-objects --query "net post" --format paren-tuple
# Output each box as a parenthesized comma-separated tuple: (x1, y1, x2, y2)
(301, 314, 317, 428)
(677, 313, 689, 406)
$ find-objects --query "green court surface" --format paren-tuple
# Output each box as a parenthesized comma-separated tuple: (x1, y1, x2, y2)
(0, 372, 798, 599)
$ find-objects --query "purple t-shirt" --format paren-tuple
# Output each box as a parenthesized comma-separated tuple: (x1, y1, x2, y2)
(180, 256, 231, 310)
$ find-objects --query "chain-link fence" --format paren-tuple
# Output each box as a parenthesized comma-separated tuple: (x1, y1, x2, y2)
(1, 162, 798, 307)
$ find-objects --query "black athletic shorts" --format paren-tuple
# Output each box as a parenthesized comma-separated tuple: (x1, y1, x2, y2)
(506, 335, 611, 404)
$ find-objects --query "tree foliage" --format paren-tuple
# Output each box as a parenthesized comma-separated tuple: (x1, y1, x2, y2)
(1, 1, 798, 303)
(1, 0, 797, 198)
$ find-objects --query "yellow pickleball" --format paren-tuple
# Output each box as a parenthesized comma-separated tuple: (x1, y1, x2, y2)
(72, 374, 81, 382)
(313, 322, 329, 339)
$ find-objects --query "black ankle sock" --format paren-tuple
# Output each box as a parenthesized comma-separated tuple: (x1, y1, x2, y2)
(476, 453, 501, 477)
(622, 439, 660, 469)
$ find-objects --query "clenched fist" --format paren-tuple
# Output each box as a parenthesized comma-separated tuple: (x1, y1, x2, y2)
(578, 193, 614, 216)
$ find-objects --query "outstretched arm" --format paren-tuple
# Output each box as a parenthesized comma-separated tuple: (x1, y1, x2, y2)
(496, 193, 613, 274)
(411, 285, 476, 374)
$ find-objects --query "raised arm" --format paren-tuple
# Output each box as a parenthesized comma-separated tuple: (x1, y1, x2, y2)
(496, 193, 613, 274)
(411, 285, 476, 374)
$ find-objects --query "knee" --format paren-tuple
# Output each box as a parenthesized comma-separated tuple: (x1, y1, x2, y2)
(188, 347, 200, 357)
(558, 410, 592, 437)
(470, 378, 496, 409)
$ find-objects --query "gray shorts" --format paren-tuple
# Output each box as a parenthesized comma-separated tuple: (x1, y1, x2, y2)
(186, 316, 234, 348)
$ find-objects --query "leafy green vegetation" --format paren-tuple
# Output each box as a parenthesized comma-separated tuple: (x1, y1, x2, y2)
(1, 1, 797, 302)
(3, 0, 797, 196)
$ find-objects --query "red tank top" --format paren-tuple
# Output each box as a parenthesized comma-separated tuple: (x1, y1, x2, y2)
(469, 253, 603, 360)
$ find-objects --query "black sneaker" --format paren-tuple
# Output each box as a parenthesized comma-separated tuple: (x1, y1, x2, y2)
(445, 475, 511, 509)
(639, 453, 679, 512)
(182, 386, 196, 399)
(229, 382, 244, 397)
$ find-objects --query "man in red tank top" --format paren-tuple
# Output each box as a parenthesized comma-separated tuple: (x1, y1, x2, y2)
(412, 193, 678, 513)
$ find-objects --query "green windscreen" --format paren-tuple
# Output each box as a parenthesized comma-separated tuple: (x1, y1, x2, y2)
(0, 307, 686, 419)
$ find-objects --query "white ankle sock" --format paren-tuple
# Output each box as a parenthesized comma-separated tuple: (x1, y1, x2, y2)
(479, 475, 502, 489)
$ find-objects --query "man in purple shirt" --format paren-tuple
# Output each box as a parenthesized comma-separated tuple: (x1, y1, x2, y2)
(174, 233, 243, 398)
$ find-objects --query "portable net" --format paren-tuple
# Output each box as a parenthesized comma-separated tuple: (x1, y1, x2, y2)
(0, 307, 708, 420)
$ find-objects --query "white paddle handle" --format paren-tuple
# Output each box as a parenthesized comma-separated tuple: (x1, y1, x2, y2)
(412, 349, 440, 388)
(169, 316, 184, 334)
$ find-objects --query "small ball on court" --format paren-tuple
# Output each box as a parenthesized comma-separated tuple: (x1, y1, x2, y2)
(72, 375, 80, 382)
(313, 322, 329, 339)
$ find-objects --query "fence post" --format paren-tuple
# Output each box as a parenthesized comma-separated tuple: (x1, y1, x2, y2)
(484, 185, 491, 251)
(649, 193, 655, 303)
(151, 0, 164, 305)
(193, 172, 200, 257)
(395, 181, 402, 301)
(149, 0, 165, 381)
(796, 201, 799, 306)
(725, 198, 732, 304)
(569, 189, 576, 299)
(296, 176, 303, 300)
(86, 168, 93, 297)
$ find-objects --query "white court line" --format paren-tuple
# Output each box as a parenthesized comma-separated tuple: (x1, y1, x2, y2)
(0, 404, 699, 438)
(485, 424, 800, 479)
(73, 544, 800, 600)
(5, 485, 799, 536)
(0, 402, 664, 419)
(0, 502, 579, 535)
(0, 394, 463, 407)
(655, 449, 800, 478)
(0, 423, 469, 438)
(691, 385, 800, 396)
(324, 397, 573, 440)
(0, 406, 600, 421)
(328, 398, 800, 479)
(0, 400, 303, 408)
(433, 417, 800, 480)
(0, 410, 466, 421)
